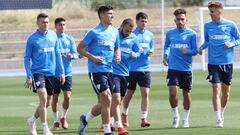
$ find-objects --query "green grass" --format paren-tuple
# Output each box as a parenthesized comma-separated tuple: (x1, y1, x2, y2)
(0, 71, 240, 135)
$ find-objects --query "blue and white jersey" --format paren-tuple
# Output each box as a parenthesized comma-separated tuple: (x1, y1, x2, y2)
(130, 28, 155, 71)
(57, 33, 78, 77)
(82, 23, 120, 73)
(201, 19, 240, 64)
(24, 30, 64, 79)
(113, 32, 140, 76)
(163, 27, 198, 71)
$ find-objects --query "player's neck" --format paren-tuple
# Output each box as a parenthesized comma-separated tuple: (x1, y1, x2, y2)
(100, 21, 111, 28)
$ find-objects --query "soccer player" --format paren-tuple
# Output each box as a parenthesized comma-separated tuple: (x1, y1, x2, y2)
(198, 1, 240, 128)
(77, 5, 120, 135)
(51, 17, 78, 130)
(24, 13, 65, 135)
(163, 9, 198, 128)
(122, 12, 155, 128)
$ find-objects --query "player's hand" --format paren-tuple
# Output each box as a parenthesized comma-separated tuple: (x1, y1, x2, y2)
(115, 55, 121, 64)
(92, 56, 103, 64)
(224, 42, 232, 48)
(66, 53, 73, 59)
(60, 74, 65, 85)
(181, 47, 187, 54)
(129, 51, 135, 58)
(148, 51, 153, 56)
(163, 58, 168, 66)
(24, 78, 32, 90)
(198, 47, 203, 55)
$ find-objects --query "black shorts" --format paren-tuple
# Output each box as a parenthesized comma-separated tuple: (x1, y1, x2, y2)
(207, 64, 233, 85)
(128, 71, 151, 90)
(167, 69, 192, 91)
(53, 76, 72, 94)
(113, 74, 129, 97)
(32, 74, 55, 96)
(88, 72, 115, 95)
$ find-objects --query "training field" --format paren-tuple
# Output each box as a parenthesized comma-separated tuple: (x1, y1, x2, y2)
(0, 71, 240, 135)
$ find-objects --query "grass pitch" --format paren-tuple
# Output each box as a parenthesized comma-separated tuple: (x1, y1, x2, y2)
(0, 71, 240, 135)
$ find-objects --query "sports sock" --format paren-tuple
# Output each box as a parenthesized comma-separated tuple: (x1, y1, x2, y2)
(42, 122, 49, 132)
(141, 111, 148, 119)
(116, 120, 123, 128)
(215, 111, 221, 121)
(172, 106, 179, 118)
(122, 107, 129, 115)
(53, 111, 59, 123)
(61, 108, 68, 118)
(85, 112, 94, 122)
(103, 123, 111, 133)
(182, 109, 190, 121)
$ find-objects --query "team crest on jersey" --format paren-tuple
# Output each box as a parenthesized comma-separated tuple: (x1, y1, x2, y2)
(125, 39, 132, 44)
(221, 26, 227, 32)
(65, 40, 70, 46)
(144, 37, 150, 42)
(182, 35, 187, 41)
(49, 37, 55, 43)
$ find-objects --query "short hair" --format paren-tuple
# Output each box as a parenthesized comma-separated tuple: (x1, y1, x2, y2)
(208, 1, 223, 9)
(173, 9, 186, 16)
(136, 12, 148, 20)
(121, 18, 134, 27)
(37, 13, 48, 21)
(98, 5, 113, 18)
(55, 17, 66, 25)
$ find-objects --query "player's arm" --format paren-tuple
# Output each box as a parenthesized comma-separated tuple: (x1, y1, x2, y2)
(114, 33, 121, 64)
(199, 25, 209, 55)
(24, 38, 33, 89)
(68, 36, 78, 60)
(225, 23, 240, 48)
(163, 32, 170, 66)
(130, 37, 140, 59)
(182, 33, 198, 56)
(148, 33, 155, 57)
(55, 39, 65, 85)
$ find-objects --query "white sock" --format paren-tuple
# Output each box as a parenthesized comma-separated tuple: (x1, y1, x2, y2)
(141, 111, 148, 119)
(85, 112, 94, 122)
(61, 108, 68, 118)
(172, 106, 179, 118)
(182, 109, 190, 121)
(116, 120, 123, 128)
(110, 117, 114, 125)
(122, 107, 129, 115)
(220, 107, 225, 119)
(42, 122, 49, 132)
(103, 123, 111, 133)
(53, 111, 59, 123)
(29, 115, 37, 123)
(215, 111, 221, 121)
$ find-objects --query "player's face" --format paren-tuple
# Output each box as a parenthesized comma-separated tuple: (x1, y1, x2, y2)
(55, 21, 66, 34)
(122, 24, 133, 37)
(100, 10, 114, 25)
(174, 14, 187, 29)
(37, 17, 49, 32)
(136, 18, 147, 30)
(209, 7, 222, 21)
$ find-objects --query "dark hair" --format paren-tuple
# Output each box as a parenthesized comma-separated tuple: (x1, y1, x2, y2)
(173, 9, 186, 16)
(136, 12, 148, 20)
(208, 1, 223, 9)
(55, 17, 66, 25)
(37, 13, 48, 21)
(121, 18, 134, 27)
(98, 5, 113, 18)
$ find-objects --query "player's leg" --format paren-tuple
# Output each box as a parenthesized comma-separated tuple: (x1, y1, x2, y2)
(122, 72, 137, 127)
(167, 70, 180, 128)
(60, 76, 72, 129)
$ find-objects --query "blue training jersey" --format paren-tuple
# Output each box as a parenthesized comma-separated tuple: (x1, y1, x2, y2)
(82, 23, 120, 73)
(113, 31, 140, 76)
(201, 19, 240, 64)
(57, 33, 78, 77)
(130, 28, 155, 71)
(163, 27, 198, 71)
(24, 30, 64, 79)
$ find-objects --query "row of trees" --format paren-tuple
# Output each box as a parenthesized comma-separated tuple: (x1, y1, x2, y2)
(54, 0, 204, 10)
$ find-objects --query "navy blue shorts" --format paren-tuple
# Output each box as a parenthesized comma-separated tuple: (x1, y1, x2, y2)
(128, 71, 151, 90)
(207, 64, 233, 85)
(113, 74, 129, 97)
(167, 69, 192, 91)
(88, 72, 115, 95)
(32, 74, 55, 95)
(53, 76, 72, 94)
